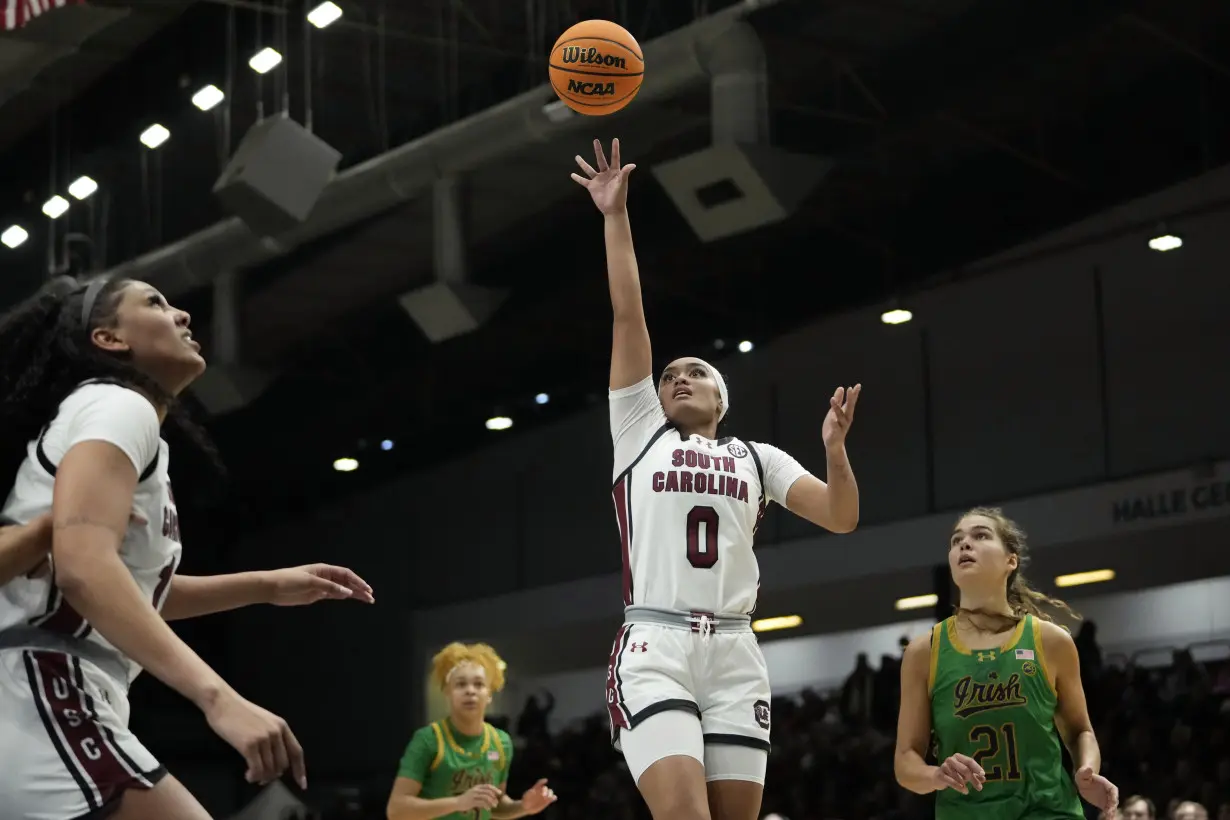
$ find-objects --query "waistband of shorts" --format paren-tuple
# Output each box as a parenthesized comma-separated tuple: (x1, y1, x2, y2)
(623, 606, 752, 633)
(0, 626, 129, 689)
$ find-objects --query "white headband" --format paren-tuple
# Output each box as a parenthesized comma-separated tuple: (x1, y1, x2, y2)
(691, 358, 729, 421)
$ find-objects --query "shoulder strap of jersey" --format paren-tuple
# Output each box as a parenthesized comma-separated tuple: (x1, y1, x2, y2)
(745, 442, 766, 502)
(484, 723, 506, 773)
(612, 422, 672, 487)
(927, 620, 944, 695)
(35, 381, 160, 483)
(428, 721, 446, 772)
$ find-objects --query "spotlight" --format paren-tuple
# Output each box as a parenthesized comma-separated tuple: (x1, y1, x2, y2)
(535, 393, 549, 405)
(249, 48, 283, 74)
(485, 416, 513, 431)
(307, 1, 343, 29)
(67, 176, 98, 200)
(332, 457, 358, 472)
(192, 84, 225, 111)
(42, 196, 69, 219)
(881, 308, 913, 325)
(1148, 234, 1182, 252)
(1, 225, 29, 249)
(140, 124, 170, 149)
(737, 340, 754, 353)
(380, 440, 394, 451)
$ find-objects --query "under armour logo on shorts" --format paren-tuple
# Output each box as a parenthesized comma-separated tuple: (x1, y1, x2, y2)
(628, 642, 648, 653)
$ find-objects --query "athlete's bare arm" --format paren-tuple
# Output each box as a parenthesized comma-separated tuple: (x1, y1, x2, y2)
(52, 441, 227, 705)
(894, 632, 943, 794)
(386, 778, 499, 820)
(160, 573, 272, 621)
(1043, 621, 1101, 773)
(571, 138, 651, 391)
(0, 513, 51, 585)
(53, 440, 308, 788)
(784, 472, 859, 534)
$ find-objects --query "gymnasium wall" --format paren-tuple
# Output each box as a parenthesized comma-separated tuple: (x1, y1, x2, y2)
(215, 163, 1230, 775)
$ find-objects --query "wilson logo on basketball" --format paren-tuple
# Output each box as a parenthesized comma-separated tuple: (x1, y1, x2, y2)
(567, 79, 616, 98)
(559, 46, 628, 70)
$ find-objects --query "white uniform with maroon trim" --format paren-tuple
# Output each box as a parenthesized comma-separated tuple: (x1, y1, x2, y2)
(0, 382, 180, 820)
(604, 376, 808, 777)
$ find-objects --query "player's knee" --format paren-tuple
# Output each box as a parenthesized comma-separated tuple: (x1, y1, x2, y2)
(639, 760, 711, 820)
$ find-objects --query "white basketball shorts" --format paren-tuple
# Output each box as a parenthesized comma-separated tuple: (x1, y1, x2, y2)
(0, 648, 166, 820)
(605, 620, 772, 754)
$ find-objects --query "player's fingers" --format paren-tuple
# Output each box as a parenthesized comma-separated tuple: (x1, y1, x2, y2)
(945, 758, 976, 786)
(611, 137, 621, 168)
(594, 139, 609, 171)
(283, 723, 307, 790)
(574, 156, 597, 178)
(621, 163, 636, 179)
(531, 779, 548, 790)
(570, 173, 589, 187)
(845, 384, 861, 416)
(251, 737, 275, 784)
(269, 727, 290, 780)
(952, 754, 985, 778)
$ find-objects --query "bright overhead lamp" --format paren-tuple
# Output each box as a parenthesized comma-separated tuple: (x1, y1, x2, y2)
(249, 47, 283, 74)
(751, 615, 802, 633)
(140, 124, 170, 149)
(67, 176, 98, 200)
(894, 593, 938, 611)
(192, 84, 225, 111)
(307, 1, 343, 29)
(1, 225, 29, 249)
(1054, 569, 1115, 588)
(332, 457, 358, 472)
(42, 196, 69, 219)
(485, 416, 513, 431)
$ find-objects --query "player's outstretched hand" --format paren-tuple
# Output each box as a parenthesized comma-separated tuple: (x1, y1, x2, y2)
(455, 784, 502, 812)
(265, 563, 375, 606)
(821, 384, 861, 450)
(1075, 766, 1119, 814)
(932, 753, 985, 794)
(520, 779, 559, 815)
(571, 138, 636, 215)
(204, 688, 307, 789)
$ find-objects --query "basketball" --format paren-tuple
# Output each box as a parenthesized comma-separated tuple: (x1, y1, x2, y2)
(549, 20, 644, 116)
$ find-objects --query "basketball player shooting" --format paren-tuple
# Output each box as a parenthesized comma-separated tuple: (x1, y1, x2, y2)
(571, 138, 862, 820)
(0, 276, 374, 820)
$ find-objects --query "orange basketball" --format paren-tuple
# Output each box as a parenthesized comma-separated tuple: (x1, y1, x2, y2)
(549, 20, 644, 116)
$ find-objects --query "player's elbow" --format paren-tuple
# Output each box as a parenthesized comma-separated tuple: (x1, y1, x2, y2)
(827, 511, 859, 534)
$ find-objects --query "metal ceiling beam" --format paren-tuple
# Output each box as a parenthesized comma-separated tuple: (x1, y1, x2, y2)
(98, 0, 792, 300)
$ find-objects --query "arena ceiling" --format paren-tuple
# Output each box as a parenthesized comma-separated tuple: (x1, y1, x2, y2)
(2, 0, 1230, 540)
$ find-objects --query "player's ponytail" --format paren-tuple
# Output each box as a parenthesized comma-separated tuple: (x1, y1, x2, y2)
(963, 507, 1081, 624)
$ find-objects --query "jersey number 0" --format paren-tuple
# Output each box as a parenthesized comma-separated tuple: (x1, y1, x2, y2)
(686, 505, 719, 569)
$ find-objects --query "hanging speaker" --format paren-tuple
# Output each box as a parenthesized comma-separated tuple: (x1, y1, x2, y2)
(213, 115, 341, 238)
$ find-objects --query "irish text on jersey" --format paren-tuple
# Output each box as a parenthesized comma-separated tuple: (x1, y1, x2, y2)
(951, 671, 1029, 719)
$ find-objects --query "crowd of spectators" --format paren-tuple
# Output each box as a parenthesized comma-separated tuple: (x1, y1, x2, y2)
(313, 624, 1230, 820)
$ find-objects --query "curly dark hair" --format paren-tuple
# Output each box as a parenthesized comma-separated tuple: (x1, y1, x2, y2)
(0, 275, 221, 491)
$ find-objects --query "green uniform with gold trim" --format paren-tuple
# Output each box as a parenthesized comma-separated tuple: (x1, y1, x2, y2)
(397, 719, 513, 820)
(928, 614, 1083, 820)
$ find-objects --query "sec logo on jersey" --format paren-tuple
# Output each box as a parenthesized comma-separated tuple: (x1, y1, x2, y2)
(727, 443, 748, 458)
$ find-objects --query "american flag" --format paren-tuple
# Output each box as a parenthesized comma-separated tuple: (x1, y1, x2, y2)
(3, 0, 83, 32)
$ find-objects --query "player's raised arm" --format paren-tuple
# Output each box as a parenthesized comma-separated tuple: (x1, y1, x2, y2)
(571, 138, 651, 390)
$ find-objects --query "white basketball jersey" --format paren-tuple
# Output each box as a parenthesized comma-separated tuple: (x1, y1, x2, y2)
(0, 383, 182, 686)
(609, 377, 809, 615)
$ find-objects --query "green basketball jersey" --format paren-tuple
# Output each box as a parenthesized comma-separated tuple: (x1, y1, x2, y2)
(928, 614, 1083, 820)
(397, 719, 513, 820)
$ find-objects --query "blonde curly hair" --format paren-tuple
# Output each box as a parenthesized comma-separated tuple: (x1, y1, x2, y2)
(430, 642, 506, 692)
